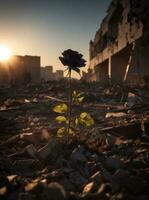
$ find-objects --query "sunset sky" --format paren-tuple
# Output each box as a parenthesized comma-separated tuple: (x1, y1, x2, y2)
(0, 0, 111, 75)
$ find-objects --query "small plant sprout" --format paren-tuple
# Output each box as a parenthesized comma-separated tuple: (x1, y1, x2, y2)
(53, 49, 94, 138)
(72, 91, 85, 104)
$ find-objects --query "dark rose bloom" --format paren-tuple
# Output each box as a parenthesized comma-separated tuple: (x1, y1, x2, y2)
(59, 49, 86, 73)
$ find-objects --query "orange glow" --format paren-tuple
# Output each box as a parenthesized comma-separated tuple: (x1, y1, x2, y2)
(0, 45, 12, 61)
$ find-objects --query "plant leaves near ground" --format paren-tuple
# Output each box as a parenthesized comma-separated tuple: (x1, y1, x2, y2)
(73, 91, 77, 96)
(56, 116, 67, 123)
(76, 112, 94, 127)
(72, 91, 85, 103)
(77, 96, 84, 103)
(53, 103, 68, 114)
(68, 128, 75, 136)
(80, 112, 89, 119)
(57, 127, 66, 137)
(75, 117, 81, 126)
(59, 49, 86, 74)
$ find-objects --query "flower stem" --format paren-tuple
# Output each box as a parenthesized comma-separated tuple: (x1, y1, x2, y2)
(68, 69, 72, 137)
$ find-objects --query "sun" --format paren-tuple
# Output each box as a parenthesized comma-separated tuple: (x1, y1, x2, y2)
(0, 45, 12, 61)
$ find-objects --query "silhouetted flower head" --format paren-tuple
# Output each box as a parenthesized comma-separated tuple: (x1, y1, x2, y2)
(59, 49, 86, 73)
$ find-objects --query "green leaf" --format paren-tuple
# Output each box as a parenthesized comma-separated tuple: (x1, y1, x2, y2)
(75, 117, 80, 126)
(68, 128, 75, 135)
(73, 91, 77, 96)
(78, 96, 84, 103)
(77, 112, 94, 127)
(53, 103, 68, 114)
(72, 91, 84, 103)
(84, 117, 94, 126)
(57, 127, 66, 137)
(76, 92, 83, 97)
(56, 116, 67, 123)
(80, 112, 88, 119)
(75, 117, 83, 126)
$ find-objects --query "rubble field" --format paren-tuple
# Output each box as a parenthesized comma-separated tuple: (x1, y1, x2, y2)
(0, 81, 149, 200)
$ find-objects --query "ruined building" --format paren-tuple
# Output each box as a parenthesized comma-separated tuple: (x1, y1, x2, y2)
(87, 0, 149, 85)
(0, 55, 40, 85)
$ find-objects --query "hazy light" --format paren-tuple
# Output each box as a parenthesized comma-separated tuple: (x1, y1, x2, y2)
(0, 45, 12, 61)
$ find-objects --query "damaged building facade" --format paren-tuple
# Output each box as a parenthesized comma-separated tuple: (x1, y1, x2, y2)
(0, 55, 40, 85)
(87, 0, 149, 85)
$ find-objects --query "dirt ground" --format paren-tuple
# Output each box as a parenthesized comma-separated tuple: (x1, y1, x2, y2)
(0, 81, 149, 200)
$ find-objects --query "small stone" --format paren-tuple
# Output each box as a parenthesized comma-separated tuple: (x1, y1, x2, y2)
(106, 134, 117, 147)
(99, 165, 112, 181)
(112, 169, 130, 183)
(132, 158, 146, 169)
(56, 156, 68, 168)
(125, 177, 147, 195)
(46, 169, 65, 182)
(70, 145, 87, 163)
(89, 154, 100, 162)
(82, 182, 94, 194)
(27, 182, 45, 194)
(70, 151, 87, 162)
(38, 138, 57, 159)
(29, 181, 67, 200)
(88, 171, 103, 192)
(104, 157, 122, 171)
(59, 179, 75, 191)
(20, 133, 38, 144)
(43, 182, 67, 200)
(18, 192, 33, 200)
(25, 144, 37, 158)
(112, 169, 147, 194)
(69, 172, 87, 187)
(89, 171, 101, 183)
(12, 159, 41, 175)
(0, 174, 9, 188)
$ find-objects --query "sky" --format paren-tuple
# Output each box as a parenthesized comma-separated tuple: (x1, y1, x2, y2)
(0, 0, 111, 76)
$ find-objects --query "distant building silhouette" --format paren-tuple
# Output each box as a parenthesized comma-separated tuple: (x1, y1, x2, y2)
(0, 54, 65, 86)
(0, 55, 40, 86)
(40, 66, 64, 81)
(55, 70, 64, 80)
(41, 66, 54, 81)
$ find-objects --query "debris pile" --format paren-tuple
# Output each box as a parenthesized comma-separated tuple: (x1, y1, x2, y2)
(0, 82, 149, 200)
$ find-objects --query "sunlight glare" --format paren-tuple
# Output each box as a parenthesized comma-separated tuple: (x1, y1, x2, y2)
(0, 45, 12, 61)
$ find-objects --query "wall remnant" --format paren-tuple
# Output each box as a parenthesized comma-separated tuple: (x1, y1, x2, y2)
(86, 0, 149, 85)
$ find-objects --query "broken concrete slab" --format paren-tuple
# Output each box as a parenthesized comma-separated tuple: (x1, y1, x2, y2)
(11, 159, 41, 176)
(101, 123, 143, 139)
(37, 138, 57, 159)
(25, 144, 37, 159)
